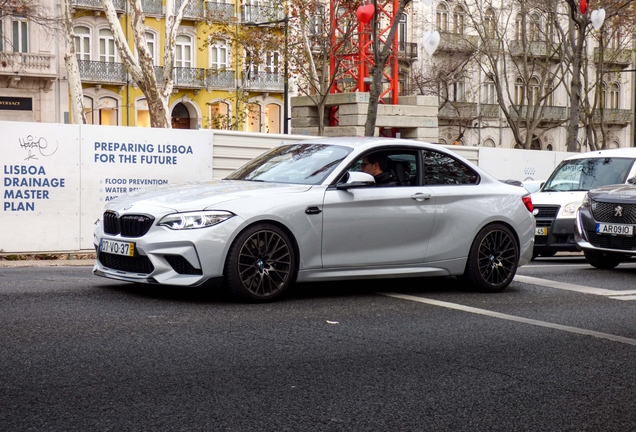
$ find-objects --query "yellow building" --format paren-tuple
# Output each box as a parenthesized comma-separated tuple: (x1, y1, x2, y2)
(71, 0, 286, 132)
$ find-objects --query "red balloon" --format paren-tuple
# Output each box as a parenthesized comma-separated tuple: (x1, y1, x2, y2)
(580, 0, 587, 14)
(356, 4, 375, 24)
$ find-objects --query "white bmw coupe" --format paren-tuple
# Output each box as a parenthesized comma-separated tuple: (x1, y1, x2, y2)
(93, 137, 535, 301)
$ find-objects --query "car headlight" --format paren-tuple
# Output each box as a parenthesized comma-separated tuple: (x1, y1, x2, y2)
(560, 200, 582, 217)
(580, 194, 591, 208)
(158, 211, 234, 230)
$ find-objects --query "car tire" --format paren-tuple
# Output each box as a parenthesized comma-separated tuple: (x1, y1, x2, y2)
(583, 250, 621, 270)
(224, 223, 296, 302)
(540, 251, 557, 257)
(460, 223, 519, 293)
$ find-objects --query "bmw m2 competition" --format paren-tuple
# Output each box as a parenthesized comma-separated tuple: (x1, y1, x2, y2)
(93, 137, 535, 302)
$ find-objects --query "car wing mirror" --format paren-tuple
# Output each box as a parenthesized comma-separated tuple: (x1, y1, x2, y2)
(336, 171, 376, 190)
(627, 177, 636, 185)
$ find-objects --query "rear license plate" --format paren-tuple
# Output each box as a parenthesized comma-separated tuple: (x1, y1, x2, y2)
(535, 227, 548, 236)
(596, 223, 634, 236)
(100, 239, 135, 256)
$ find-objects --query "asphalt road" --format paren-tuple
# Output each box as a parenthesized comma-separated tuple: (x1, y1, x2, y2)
(1, 255, 636, 431)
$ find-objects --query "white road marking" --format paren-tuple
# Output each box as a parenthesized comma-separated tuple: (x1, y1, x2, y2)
(513, 275, 636, 297)
(380, 292, 636, 346)
(610, 295, 636, 301)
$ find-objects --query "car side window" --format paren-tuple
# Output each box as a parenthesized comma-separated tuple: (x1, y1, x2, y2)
(349, 151, 419, 187)
(423, 150, 479, 185)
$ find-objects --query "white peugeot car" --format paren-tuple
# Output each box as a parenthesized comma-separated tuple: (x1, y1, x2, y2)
(94, 137, 535, 302)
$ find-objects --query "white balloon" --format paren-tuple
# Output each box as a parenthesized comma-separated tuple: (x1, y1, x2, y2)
(591, 9, 606, 31)
(421, 0, 433, 5)
(423, 30, 440, 56)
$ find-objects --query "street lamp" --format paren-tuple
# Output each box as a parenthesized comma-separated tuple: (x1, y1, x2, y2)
(245, 15, 289, 134)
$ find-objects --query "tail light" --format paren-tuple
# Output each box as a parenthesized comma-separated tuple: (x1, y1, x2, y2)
(522, 195, 533, 212)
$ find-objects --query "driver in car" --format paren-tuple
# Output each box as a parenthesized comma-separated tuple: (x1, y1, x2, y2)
(361, 154, 400, 186)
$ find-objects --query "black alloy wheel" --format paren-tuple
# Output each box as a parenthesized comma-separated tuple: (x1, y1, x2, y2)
(224, 223, 296, 302)
(461, 223, 519, 292)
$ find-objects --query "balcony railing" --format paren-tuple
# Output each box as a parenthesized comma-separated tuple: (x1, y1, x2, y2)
(398, 42, 418, 60)
(509, 40, 562, 61)
(508, 105, 569, 123)
(142, 0, 163, 15)
(205, 1, 236, 21)
(438, 102, 477, 119)
(0, 52, 56, 77)
(593, 48, 632, 67)
(242, 71, 284, 91)
(71, 0, 125, 10)
(593, 109, 632, 125)
(437, 32, 478, 54)
(480, 104, 500, 118)
(78, 60, 127, 84)
(241, 5, 285, 24)
(174, 67, 206, 87)
(176, 0, 205, 20)
(206, 69, 235, 88)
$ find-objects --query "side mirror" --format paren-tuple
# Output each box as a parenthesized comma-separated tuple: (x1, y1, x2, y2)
(336, 171, 376, 190)
(627, 177, 636, 185)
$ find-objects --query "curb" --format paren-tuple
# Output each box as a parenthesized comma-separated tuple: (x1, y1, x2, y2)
(0, 260, 95, 268)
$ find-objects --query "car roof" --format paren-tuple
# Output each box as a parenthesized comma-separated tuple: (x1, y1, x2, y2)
(563, 147, 636, 161)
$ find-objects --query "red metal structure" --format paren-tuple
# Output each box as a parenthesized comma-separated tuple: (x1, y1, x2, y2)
(329, 0, 400, 127)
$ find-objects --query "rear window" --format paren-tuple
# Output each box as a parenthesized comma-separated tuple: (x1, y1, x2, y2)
(542, 157, 635, 192)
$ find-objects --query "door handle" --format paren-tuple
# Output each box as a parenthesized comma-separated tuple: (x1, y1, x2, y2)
(411, 193, 431, 201)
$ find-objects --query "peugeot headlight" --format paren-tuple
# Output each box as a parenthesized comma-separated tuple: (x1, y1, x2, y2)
(580, 194, 592, 208)
(159, 211, 234, 230)
(559, 201, 582, 217)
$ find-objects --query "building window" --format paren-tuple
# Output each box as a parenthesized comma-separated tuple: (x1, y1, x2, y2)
(175, 34, 193, 68)
(99, 97, 118, 125)
(600, 82, 607, 109)
(483, 138, 496, 147)
(99, 28, 116, 62)
(608, 32, 620, 49)
(0, 20, 4, 51)
(453, 6, 465, 35)
(545, 80, 554, 106)
(209, 101, 230, 129)
(482, 78, 496, 104)
(484, 9, 496, 38)
(514, 77, 525, 105)
(265, 103, 281, 134)
(145, 31, 157, 65)
(453, 80, 465, 102)
(136, 98, 150, 127)
(529, 13, 541, 42)
(436, 4, 448, 32)
(398, 13, 407, 46)
(12, 19, 28, 53)
(515, 14, 523, 41)
(246, 103, 261, 132)
(209, 40, 229, 70)
(528, 76, 540, 105)
(265, 51, 280, 74)
(74, 26, 91, 61)
(83, 96, 94, 124)
(609, 83, 619, 109)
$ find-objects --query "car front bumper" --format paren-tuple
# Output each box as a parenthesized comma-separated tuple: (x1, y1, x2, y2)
(575, 207, 636, 256)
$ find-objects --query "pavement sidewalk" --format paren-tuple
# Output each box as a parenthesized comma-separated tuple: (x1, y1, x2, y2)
(0, 259, 95, 268)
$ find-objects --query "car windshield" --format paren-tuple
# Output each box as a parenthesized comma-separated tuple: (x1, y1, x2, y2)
(225, 144, 352, 185)
(542, 157, 635, 192)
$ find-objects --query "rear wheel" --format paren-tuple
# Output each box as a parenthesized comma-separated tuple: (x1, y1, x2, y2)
(460, 224, 519, 293)
(583, 250, 621, 270)
(224, 223, 296, 302)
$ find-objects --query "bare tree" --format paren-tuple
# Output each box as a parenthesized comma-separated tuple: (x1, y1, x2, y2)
(99, 0, 190, 128)
(364, 0, 412, 136)
(61, 0, 87, 124)
(287, 0, 359, 135)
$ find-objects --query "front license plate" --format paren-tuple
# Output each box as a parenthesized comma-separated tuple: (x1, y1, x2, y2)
(535, 227, 548, 236)
(100, 239, 135, 256)
(596, 223, 634, 236)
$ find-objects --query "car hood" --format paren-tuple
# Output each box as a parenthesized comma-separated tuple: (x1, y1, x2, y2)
(588, 184, 636, 203)
(531, 190, 587, 206)
(105, 180, 312, 213)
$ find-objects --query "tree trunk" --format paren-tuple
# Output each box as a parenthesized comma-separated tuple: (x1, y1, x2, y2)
(61, 0, 86, 124)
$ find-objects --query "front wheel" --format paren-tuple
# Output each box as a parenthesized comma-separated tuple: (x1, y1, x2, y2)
(583, 250, 621, 270)
(224, 223, 296, 302)
(460, 223, 519, 293)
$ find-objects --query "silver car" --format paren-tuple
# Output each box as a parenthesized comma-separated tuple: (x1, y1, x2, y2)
(93, 137, 535, 301)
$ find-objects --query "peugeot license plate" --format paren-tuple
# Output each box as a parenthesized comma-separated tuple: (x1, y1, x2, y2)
(535, 227, 548, 236)
(596, 223, 634, 236)
(100, 239, 135, 256)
